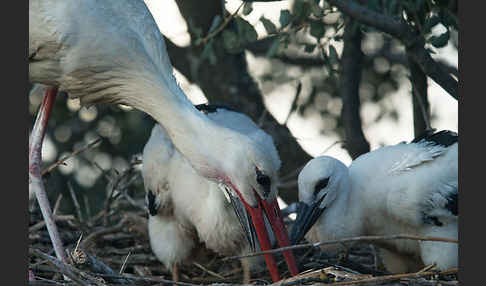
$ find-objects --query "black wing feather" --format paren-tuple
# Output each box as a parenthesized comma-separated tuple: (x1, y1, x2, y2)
(195, 104, 236, 114)
(411, 130, 458, 147)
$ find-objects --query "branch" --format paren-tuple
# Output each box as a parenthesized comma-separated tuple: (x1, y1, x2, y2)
(276, 267, 458, 286)
(339, 18, 370, 159)
(326, 0, 458, 99)
(30, 248, 95, 286)
(41, 138, 102, 176)
(197, 3, 244, 46)
(223, 234, 458, 260)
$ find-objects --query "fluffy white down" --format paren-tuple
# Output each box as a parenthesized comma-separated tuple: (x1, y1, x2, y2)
(148, 215, 195, 269)
(142, 107, 278, 270)
(297, 138, 458, 273)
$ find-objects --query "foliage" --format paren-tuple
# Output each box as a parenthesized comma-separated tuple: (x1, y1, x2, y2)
(29, 0, 457, 214)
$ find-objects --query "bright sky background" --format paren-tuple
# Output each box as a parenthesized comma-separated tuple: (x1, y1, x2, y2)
(144, 0, 458, 167)
(37, 1, 457, 194)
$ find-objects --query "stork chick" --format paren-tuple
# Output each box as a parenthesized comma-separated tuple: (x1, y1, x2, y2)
(29, 1, 298, 280)
(290, 130, 458, 273)
(143, 105, 280, 282)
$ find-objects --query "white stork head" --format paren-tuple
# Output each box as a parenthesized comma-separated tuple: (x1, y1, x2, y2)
(290, 156, 349, 244)
(207, 127, 298, 281)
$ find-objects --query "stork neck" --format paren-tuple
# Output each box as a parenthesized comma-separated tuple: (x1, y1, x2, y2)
(125, 79, 223, 179)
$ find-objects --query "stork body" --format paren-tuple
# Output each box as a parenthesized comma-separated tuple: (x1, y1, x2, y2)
(143, 106, 275, 277)
(291, 131, 458, 273)
(29, 0, 297, 280)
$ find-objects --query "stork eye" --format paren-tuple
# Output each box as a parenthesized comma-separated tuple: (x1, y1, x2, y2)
(255, 168, 271, 197)
(314, 177, 329, 196)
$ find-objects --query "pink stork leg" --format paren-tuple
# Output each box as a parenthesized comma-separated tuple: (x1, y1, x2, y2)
(29, 87, 67, 263)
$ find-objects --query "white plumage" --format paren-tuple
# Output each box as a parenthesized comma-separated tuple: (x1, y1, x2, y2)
(291, 130, 458, 273)
(29, 0, 298, 280)
(142, 106, 278, 279)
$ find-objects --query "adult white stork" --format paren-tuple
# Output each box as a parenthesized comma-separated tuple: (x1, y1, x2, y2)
(29, 0, 297, 281)
(290, 130, 458, 273)
(143, 104, 279, 282)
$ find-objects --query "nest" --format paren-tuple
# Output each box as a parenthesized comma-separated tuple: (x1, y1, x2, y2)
(29, 158, 458, 285)
(28, 205, 458, 285)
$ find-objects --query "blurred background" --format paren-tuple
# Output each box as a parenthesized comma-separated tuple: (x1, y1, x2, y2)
(29, 0, 458, 218)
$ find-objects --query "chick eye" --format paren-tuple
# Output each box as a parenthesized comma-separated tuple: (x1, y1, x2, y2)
(256, 168, 271, 196)
(314, 177, 329, 196)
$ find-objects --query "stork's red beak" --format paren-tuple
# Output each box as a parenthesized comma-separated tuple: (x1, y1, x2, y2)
(227, 183, 299, 282)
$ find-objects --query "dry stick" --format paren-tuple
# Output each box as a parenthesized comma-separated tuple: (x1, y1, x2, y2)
(198, 2, 244, 46)
(30, 248, 90, 286)
(52, 193, 63, 215)
(29, 88, 67, 265)
(94, 274, 201, 286)
(83, 195, 91, 221)
(80, 217, 127, 249)
(29, 215, 76, 233)
(67, 182, 84, 223)
(223, 234, 458, 261)
(119, 251, 131, 275)
(315, 268, 458, 286)
(192, 262, 226, 280)
(41, 138, 102, 176)
(72, 248, 132, 285)
(284, 82, 302, 125)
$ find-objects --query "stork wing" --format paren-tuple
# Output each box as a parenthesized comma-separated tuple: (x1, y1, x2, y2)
(387, 130, 458, 175)
(349, 130, 458, 227)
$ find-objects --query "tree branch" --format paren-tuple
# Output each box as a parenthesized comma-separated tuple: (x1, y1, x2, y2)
(171, 0, 313, 203)
(408, 48, 431, 136)
(326, 0, 458, 99)
(339, 19, 370, 159)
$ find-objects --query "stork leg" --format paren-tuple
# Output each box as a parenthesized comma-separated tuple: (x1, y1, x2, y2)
(29, 87, 67, 264)
(240, 258, 251, 284)
(171, 264, 179, 285)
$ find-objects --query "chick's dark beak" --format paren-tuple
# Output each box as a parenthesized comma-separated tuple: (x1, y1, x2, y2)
(290, 198, 326, 245)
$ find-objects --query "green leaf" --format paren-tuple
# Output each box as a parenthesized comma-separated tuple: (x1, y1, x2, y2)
(208, 15, 222, 34)
(235, 17, 258, 43)
(310, 20, 325, 41)
(260, 16, 277, 34)
(328, 44, 339, 65)
(293, 0, 311, 20)
(304, 44, 316, 53)
(222, 30, 240, 53)
(428, 30, 450, 48)
(279, 10, 292, 28)
(243, 2, 253, 16)
(266, 37, 281, 58)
